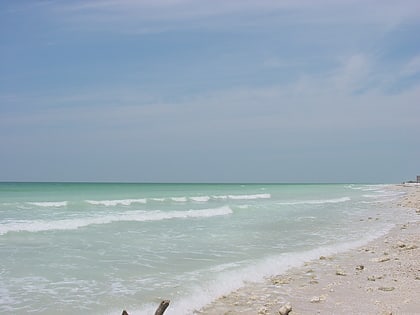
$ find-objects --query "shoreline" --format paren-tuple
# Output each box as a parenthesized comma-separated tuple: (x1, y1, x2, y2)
(198, 184, 420, 314)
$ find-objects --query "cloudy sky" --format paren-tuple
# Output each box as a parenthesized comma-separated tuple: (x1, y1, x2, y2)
(0, 0, 419, 183)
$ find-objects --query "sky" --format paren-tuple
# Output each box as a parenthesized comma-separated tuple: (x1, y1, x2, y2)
(0, 0, 419, 183)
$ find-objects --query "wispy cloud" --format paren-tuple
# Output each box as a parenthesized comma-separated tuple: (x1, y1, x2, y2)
(10, 0, 416, 35)
(330, 54, 373, 92)
(400, 55, 420, 77)
(3, 51, 419, 135)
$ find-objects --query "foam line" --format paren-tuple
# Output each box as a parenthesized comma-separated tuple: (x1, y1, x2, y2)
(0, 206, 233, 235)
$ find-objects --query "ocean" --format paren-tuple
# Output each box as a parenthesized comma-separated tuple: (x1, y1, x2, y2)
(0, 183, 411, 314)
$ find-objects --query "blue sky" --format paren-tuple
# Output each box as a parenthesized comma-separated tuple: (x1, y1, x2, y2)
(1, 0, 419, 183)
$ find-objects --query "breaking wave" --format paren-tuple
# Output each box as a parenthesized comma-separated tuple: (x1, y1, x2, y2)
(85, 199, 147, 206)
(83, 194, 271, 206)
(189, 196, 211, 202)
(212, 193, 271, 200)
(0, 206, 233, 235)
(277, 197, 351, 205)
(26, 201, 68, 207)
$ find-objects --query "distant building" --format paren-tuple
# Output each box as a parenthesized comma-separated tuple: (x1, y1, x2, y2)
(417, 175, 420, 183)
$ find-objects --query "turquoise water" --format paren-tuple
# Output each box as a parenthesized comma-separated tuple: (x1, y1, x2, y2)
(0, 183, 410, 314)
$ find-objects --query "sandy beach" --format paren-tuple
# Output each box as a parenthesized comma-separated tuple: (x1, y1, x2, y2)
(198, 184, 420, 315)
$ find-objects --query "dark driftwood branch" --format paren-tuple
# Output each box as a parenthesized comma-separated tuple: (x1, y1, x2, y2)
(154, 300, 170, 315)
(122, 300, 170, 315)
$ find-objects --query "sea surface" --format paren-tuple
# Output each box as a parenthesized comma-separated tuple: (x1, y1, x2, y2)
(0, 183, 411, 314)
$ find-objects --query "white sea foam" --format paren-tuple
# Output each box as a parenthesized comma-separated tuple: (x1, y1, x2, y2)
(83, 194, 270, 205)
(227, 193, 271, 200)
(0, 285, 15, 307)
(85, 195, 272, 204)
(348, 184, 391, 192)
(189, 196, 211, 202)
(212, 195, 229, 199)
(348, 186, 377, 191)
(85, 199, 147, 206)
(171, 197, 188, 202)
(363, 191, 405, 200)
(363, 194, 380, 198)
(277, 197, 350, 205)
(26, 201, 68, 207)
(0, 206, 233, 235)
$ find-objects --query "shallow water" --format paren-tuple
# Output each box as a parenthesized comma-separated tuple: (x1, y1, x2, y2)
(0, 183, 408, 314)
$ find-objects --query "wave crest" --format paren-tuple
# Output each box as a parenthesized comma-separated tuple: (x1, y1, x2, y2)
(212, 194, 271, 200)
(26, 201, 68, 207)
(81, 193, 271, 207)
(85, 199, 147, 206)
(277, 197, 350, 205)
(0, 206, 233, 235)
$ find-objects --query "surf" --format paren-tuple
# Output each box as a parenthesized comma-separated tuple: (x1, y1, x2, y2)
(0, 206, 233, 235)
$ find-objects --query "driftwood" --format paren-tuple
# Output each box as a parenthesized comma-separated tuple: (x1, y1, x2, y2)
(122, 299, 292, 315)
(154, 300, 170, 315)
(122, 300, 170, 315)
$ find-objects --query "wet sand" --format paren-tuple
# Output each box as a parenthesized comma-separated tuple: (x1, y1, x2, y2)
(198, 184, 420, 315)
